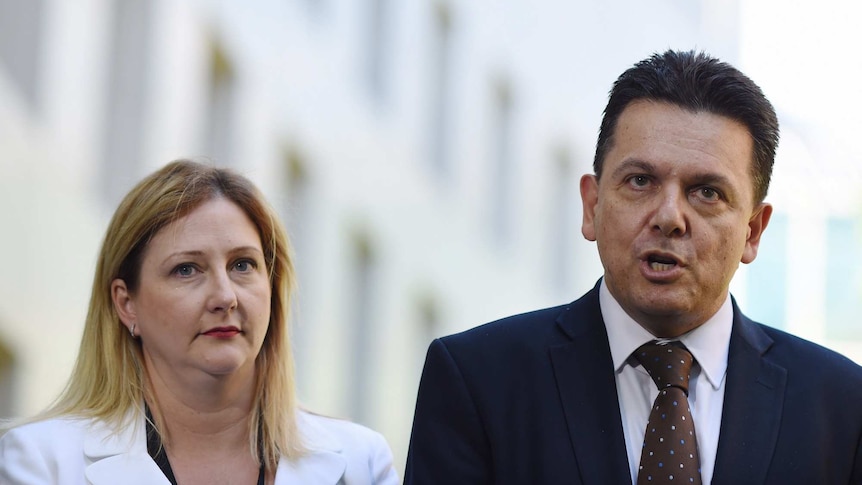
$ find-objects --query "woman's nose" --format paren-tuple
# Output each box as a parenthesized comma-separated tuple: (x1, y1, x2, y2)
(208, 270, 238, 312)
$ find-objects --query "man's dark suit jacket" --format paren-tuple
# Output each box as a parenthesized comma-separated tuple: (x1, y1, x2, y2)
(405, 282, 862, 484)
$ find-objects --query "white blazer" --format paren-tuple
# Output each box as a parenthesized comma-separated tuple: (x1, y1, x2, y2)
(0, 410, 399, 485)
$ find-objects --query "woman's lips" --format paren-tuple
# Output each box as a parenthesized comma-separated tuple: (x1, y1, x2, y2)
(202, 327, 241, 338)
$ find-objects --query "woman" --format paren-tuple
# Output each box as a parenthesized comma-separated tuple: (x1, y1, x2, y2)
(0, 160, 399, 484)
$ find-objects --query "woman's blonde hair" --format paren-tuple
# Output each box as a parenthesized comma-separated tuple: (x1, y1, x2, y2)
(34, 159, 303, 467)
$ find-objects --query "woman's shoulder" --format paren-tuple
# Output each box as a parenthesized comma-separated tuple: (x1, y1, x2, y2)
(297, 410, 389, 452)
(0, 417, 96, 483)
(295, 410, 399, 484)
(2, 416, 91, 446)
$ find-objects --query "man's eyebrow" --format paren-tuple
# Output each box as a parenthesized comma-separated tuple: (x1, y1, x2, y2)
(611, 160, 734, 187)
(689, 172, 733, 188)
(610, 159, 656, 179)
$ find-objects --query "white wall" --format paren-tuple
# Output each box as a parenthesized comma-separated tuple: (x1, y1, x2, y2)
(1, 0, 859, 473)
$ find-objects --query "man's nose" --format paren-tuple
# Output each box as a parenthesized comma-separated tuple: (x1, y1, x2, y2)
(651, 188, 688, 237)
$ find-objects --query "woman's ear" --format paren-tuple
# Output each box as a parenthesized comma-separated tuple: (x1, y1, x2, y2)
(111, 278, 137, 332)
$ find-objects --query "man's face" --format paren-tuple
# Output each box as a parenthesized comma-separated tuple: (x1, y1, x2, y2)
(580, 100, 772, 337)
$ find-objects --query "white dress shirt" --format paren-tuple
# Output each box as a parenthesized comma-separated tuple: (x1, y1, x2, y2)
(599, 279, 733, 485)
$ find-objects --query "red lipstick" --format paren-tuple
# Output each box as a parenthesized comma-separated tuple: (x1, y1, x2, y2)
(202, 326, 241, 338)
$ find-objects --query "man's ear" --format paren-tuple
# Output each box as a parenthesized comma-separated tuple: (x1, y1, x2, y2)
(741, 202, 773, 264)
(111, 278, 137, 332)
(580, 174, 599, 242)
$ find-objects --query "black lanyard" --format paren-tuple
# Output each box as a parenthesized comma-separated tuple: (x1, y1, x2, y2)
(145, 405, 265, 485)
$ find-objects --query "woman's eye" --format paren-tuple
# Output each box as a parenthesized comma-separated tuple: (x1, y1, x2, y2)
(234, 260, 256, 272)
(174, 264, 196, 277)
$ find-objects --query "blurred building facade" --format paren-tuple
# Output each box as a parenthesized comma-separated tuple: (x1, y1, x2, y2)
(1, 0, 860, 473)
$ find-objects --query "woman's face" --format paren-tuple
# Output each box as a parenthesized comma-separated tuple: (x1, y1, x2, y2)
(112, 197, 272, 384)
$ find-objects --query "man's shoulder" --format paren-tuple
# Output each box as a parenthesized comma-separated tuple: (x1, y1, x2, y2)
(440, 285, 602, 348)
(757, 323, 862, 372)
(432, 289, 604, 369)
(741, 320, 862, 397)
(440, 303, 573, 349)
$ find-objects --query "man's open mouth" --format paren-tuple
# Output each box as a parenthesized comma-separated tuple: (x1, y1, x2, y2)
(647, 254, 678, 271)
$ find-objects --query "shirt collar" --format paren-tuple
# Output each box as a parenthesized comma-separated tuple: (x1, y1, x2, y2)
(600, 278, 732, 390)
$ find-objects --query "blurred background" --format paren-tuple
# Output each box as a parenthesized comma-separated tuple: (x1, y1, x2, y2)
(1, 0, 860, 474)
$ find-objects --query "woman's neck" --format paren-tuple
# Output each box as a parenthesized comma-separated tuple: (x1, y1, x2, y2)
(144, 357, 257, 451)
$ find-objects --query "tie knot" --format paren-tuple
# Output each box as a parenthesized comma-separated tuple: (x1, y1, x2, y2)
(634, 341, 695, 395)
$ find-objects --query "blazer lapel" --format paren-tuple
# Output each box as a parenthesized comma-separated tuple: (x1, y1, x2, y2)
(549, 287, 630, 485)
(82, 410, 347, 485)
(712, 306, 786, 484)
(83, 415, 171, 485)
(274, 411, 347, 484)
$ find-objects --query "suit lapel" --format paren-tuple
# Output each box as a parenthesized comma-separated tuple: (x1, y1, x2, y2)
(549, 287, 630, 485)
(712, 307, 786, 484)
(83, 415, 171, 485)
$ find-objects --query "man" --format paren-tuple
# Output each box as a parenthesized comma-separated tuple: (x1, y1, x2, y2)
(405, 50, 862, 484)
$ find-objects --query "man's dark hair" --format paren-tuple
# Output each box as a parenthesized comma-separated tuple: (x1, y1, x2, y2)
(593, 50, 779, 203)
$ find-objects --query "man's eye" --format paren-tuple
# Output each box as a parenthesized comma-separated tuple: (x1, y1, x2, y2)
(698, 187, 720, 200)
(630, 175, 650, 187)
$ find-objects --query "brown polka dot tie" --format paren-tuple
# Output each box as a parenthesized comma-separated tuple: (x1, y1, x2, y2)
(634, 341, 702, 484)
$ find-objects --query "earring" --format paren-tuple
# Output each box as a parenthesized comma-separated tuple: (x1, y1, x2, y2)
(129, 324, 136, 338)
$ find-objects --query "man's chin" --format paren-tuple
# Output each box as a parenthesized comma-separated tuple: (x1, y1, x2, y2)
(625, 293, 705, 335)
